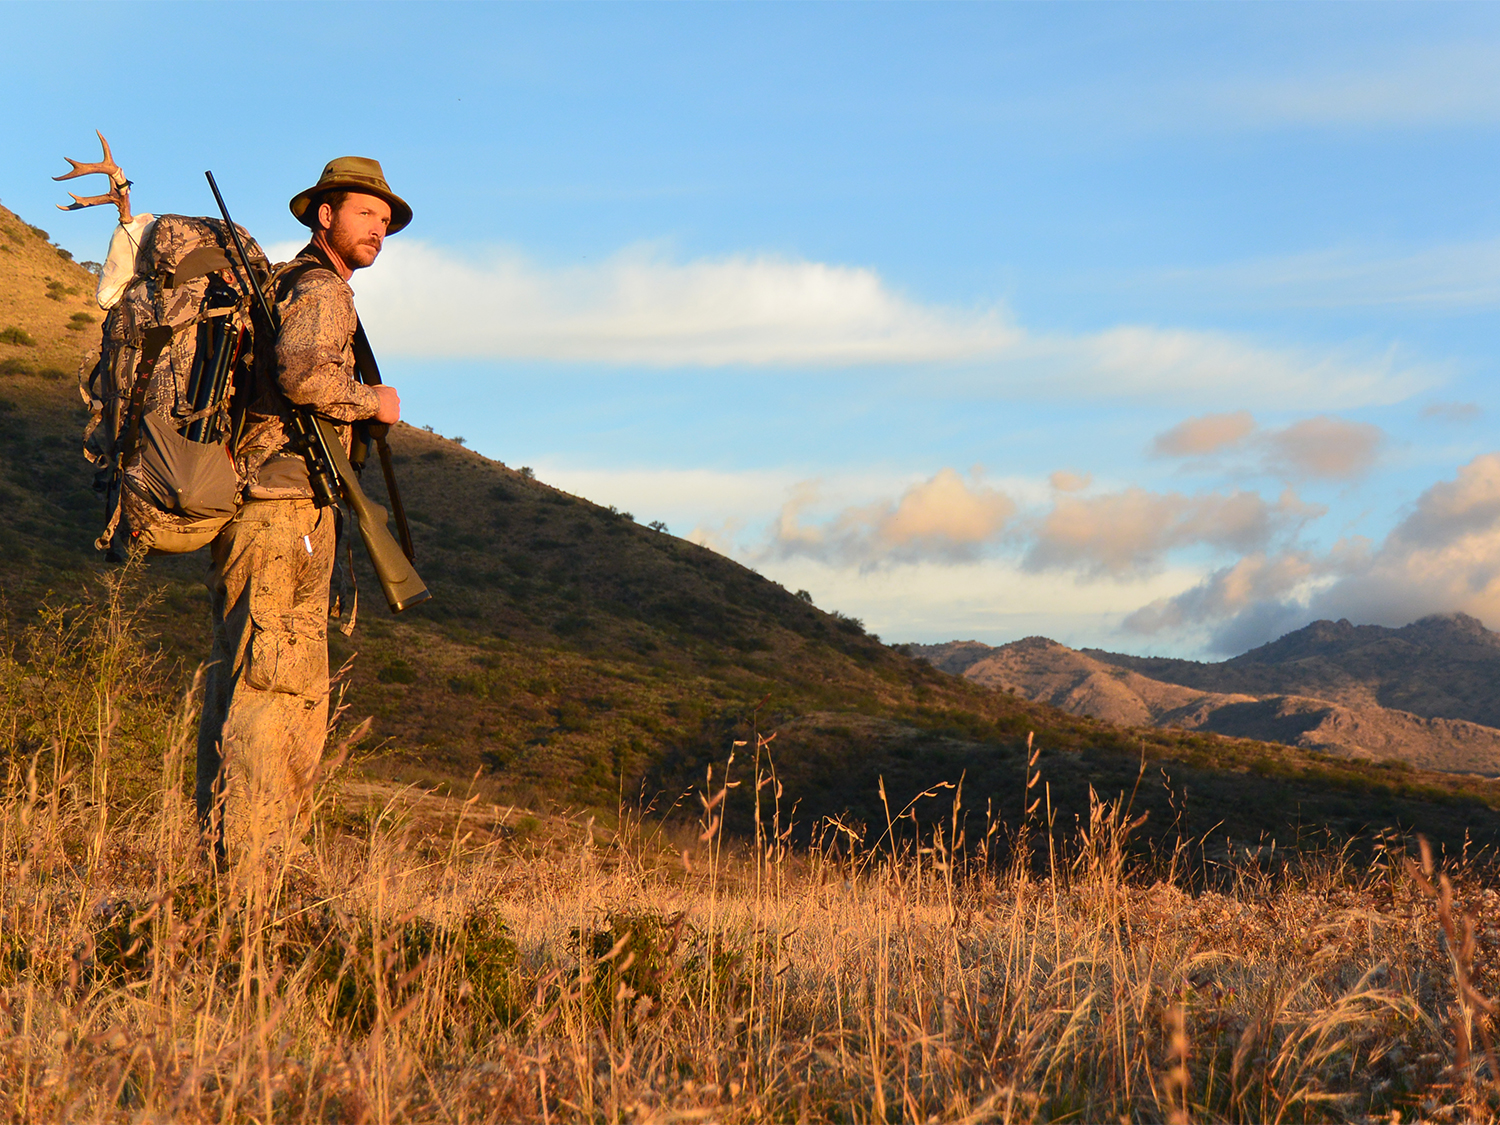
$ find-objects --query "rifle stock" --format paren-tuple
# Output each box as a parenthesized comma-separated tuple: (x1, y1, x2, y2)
(312, 416, 430, 612)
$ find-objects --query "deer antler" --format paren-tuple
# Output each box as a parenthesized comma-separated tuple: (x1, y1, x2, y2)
(54, 130, 132, 223)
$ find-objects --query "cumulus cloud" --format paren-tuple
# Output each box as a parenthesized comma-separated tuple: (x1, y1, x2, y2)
(1122, 453, 1500, 652)
(1124, 551, 1325, 636)
(1263, 415, 1385, 480)
(766, 469, 1015, 568)
(1150, 411, 1256, 457)
(1023, 487, 1322, 579)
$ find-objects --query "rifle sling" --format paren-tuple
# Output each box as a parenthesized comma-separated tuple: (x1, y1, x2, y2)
(349, 318, 416, 561)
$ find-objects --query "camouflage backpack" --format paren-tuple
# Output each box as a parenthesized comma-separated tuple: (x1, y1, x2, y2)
(82, 215, 271, 557)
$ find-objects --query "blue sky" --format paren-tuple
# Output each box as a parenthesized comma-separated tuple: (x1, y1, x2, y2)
(5, 2, 1499, 656)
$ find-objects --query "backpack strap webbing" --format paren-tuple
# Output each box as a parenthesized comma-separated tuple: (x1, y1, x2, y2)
(116, 325, 174, 468)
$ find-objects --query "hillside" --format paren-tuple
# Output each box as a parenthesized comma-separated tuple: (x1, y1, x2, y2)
(6, 199, 1500, 859)
(911, 635, 1500, 775)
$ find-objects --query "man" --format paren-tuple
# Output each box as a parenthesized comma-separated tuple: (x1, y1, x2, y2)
(196, 157, 409, 862)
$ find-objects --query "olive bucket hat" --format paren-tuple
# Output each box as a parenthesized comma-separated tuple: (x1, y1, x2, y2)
(289, 156, 412, 234)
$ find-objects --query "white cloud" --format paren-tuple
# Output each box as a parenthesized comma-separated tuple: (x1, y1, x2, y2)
(760, 555, 1197, 647)
(1150, 411, 1256, 458)
(1118, 453, 1500, 652)
(323, 240, 1431, 408)
(1264, 416, 1384, 481)
(352, 241, 1019, 366)
(530, 452, 1500, 657)
(766, 469, 1016, 568)
(1023, 486, 1322, 579)
(1040, 327, 1427, 408)
(1049, 470, 1092, 493)
(1148, 411, 1386, 482)
(1422, 401, 1483, 424)
(1124, 552, 1327, 638)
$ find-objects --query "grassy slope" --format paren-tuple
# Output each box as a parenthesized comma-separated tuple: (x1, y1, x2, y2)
(4, 201, 1500, 858)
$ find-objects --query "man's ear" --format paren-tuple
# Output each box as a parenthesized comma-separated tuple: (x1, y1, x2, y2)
(317, 201, 334, 232)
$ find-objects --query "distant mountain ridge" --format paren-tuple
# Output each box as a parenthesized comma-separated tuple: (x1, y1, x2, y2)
(910, 615, 1500, 776)
(1088, 613, 1500, 728)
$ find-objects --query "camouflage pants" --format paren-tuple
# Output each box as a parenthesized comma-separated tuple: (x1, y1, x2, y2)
(196, 498, 337, 860)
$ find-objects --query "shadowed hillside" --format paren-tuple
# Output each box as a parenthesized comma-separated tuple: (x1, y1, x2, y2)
(6, 200, 1500, 860)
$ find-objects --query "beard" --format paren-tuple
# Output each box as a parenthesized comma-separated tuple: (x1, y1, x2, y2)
(328, 222, 382, 268)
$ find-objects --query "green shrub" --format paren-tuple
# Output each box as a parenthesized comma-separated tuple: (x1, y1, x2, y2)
(377, 658, 418, 684)
(0, 326, 35, 347)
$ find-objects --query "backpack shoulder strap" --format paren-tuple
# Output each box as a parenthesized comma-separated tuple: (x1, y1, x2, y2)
(116, 325, 174, 467)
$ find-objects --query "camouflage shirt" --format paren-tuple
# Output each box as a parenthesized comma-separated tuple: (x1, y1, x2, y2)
(238, 243, 381, 500)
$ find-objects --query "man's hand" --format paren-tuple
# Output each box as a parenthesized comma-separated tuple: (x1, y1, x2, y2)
(373, 384, 401, 424)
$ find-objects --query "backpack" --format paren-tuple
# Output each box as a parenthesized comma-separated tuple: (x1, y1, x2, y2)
(81, 215, 271, 557)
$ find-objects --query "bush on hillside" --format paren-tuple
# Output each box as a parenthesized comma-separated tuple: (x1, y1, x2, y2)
(0, 326, 34, 346)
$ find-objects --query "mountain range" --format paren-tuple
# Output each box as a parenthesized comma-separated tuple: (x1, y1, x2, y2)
(910, 614, 1500, 776)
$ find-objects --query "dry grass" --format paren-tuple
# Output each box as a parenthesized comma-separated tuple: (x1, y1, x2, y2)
(3, 577, 1500, 1123)
(0, 204, 99, 389)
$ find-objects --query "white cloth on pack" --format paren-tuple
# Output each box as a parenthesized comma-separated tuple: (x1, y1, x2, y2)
(97, 212, 155, 310)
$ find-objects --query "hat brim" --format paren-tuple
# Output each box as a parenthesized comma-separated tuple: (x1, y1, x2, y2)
(289, 178, 412, 235)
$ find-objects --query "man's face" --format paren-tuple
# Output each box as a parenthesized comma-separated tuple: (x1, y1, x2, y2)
(317, 192, 391, 270)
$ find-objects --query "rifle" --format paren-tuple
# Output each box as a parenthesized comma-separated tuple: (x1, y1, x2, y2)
(204, 171, 430, 613)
